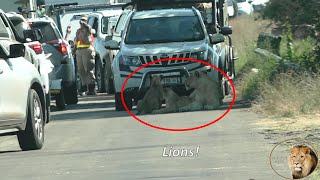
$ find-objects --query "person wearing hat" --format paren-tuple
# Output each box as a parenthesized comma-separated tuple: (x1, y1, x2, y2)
(74, 15, 97, 96)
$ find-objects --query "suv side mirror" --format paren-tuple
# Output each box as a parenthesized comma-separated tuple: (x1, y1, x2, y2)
(210, 34, 225, 44)
(105, 40, 120, 50)
(105, 35, 112, 42)
(23, 29, 43, 42)
(9, 44, 25, 58)
(220, 26, 233, 36)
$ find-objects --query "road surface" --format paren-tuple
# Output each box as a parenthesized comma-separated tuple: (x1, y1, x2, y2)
(0, 94, 288, 180)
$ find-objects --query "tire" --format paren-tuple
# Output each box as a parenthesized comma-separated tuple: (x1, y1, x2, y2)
(17, 89, 44, 151)
(95, 59, 105, 93)
(115, 92, 132, 111)
(224, 49, 231, 96)
(218, 61, 225, 105)
(55, 86, 66, 110)
(64, 82, 78, 105)
(105, 78, 115, 94)
(232, 0, 238, 17)
(104, 70, 115, 94)
(76, 73, 82, 94)
(46, 93, 51, 123)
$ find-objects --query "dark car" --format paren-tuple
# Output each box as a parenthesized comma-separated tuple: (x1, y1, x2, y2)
(28, 17, 78, 109)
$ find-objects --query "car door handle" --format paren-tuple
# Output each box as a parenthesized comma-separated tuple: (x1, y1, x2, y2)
(0, 69, 3, 74)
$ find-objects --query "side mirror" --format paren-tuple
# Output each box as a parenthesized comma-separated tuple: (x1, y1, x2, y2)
(9, 44, 25, 58)
(105, 35, 112, 42)
(23, 29, 43, 42)
(68, 40, 75, 48)
(210, 34, 225, 44)
(105, 40, 120, 50)
(220, 26, 233, 36)
(248, 0, 253, 3)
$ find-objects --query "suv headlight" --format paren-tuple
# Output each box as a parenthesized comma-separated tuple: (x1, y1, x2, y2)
(190, 51, 206, 61)
(119, 55, 142, 67)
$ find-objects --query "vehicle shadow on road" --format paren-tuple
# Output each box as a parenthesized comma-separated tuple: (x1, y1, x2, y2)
(51, 109, 131, 121)
(50, 101, 115, 112)
(217, 99, 252, 110)
(0, 150, 21, 154)
(77, 93, 115, 102)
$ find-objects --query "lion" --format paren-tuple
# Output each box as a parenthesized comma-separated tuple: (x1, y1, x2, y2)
(288, 145, 318, 179)
(179, 71, 221, 112)
(136, 75, 163, 115)
(152, 88, 193, 114)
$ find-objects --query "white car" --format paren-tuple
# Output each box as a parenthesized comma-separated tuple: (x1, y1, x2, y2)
(106, 8, 227, 111)
(6, 12, 54, 97)
(227, 0, 237, 17)
(0, 40, 47, 151)
(252, 0, 269, 11)
(236, 0, 254, 15)
(87, 9, 123, 93)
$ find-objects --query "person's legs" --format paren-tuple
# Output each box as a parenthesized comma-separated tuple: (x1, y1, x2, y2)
(85, 47, 96, 95)
(76, 49, 88, 95)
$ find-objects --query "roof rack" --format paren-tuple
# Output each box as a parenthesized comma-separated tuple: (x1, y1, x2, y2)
(122, 0, 227, 28)
(122, 0, 222, 10)
(52, 3, 126, 13)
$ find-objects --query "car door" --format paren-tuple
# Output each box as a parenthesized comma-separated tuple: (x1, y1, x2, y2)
(93, 15, 108, 61)
(109, 11, 131, 60)
(0, 43, 31, 124)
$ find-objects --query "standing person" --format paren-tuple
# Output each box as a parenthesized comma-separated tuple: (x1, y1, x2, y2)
(74, 15, 97, 96)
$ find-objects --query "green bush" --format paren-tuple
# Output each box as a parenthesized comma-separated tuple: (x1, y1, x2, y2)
(262, 0, 319, 28)
(262, 0, 320, 72)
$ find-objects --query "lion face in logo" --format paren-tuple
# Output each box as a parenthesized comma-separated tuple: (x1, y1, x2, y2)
(288, 145, 318, 179)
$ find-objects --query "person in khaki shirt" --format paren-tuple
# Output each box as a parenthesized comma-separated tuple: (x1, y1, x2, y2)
(74, 15, 97, 96)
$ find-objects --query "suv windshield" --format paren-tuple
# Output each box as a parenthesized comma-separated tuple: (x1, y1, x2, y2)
(125, 16, 205, 44)
(30, 22, 58, 43)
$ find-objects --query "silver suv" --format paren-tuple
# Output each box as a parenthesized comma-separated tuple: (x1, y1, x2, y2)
(106, 8, 226, 111)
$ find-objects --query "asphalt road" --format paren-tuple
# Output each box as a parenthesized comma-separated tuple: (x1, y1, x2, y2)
(0, 94, 288, 180)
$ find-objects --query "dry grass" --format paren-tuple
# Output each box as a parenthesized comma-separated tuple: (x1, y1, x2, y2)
(229, 14, 273, 71)
(254, 114, 320, 132)
(254, 73, 320, 117)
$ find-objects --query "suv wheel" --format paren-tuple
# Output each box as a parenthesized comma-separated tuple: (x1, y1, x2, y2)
(76, 73, 82, 94)
(95, 59, 105, 93)
(64, 82, 79, 105)
(55, 85, 66, 110)
(17, 89, 44, 151)
(115, 92, 132, 111)
(104, 70, 115, 94)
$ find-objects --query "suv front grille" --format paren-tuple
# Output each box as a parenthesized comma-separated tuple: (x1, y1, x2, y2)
(139, 52, 194, 66)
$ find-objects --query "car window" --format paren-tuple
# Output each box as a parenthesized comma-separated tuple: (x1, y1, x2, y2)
(11, 19, 30, 39)
(30, 22, 58, 43)
(0, 45, 7, 58)
(92, 17, 99, 36)
(87, 17, 94, 27)
(101, 16, 109, 34)
(114, 13, 127, 34)
(0, 17, 9, 38)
